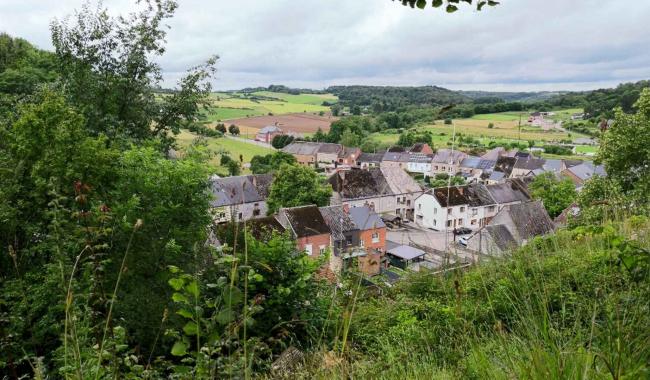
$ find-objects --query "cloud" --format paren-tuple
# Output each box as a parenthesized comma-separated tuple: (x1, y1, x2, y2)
(1, 0, 649, 91)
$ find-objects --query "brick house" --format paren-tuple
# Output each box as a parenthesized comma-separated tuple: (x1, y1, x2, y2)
(277, 205, 332, 258)
(255, 125, 283, 143)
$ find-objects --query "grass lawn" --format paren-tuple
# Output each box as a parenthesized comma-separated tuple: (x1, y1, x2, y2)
(203, 91, 336, 122)
(575, 145, 599, 154)
(175, 129, 274, 173)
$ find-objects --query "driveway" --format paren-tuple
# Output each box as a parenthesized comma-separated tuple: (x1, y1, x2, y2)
(225, 134, 275, 149)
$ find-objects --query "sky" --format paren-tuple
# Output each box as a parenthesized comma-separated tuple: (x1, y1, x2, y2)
(2, 0, 650, 92)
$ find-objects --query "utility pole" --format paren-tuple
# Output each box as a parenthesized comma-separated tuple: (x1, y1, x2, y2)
(518, 114, 522, 142)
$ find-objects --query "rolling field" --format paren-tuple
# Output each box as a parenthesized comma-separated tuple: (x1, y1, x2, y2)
(227, 113, 338, 139)
(204, 91, 336, 122)
(175, 129, 274, 172)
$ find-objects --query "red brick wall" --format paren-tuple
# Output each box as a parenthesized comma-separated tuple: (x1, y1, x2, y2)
(296, 233, 331, 258)
(357, 227, 386, 276)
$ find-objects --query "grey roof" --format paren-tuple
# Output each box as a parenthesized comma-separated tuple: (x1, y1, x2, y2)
(481, 147, 506, 161)
(465, 183, 496, 207)
(494, 156, 517, 176)
(282, 141, 321, 155)
(506, 201, 555, 240)
(409, 153, 434, 163)
(319, 206, 357, 241)
(357, 153, 384, 163)
(542, 159, 564, 173)
(486, 181, 531, 204)
(485, 224, 518, 251)
(281, 205, 331, 238)
(381, 167, 422, 195)
(566, 162, 606, 180)
(460, 156, 482, 168)
(329, 168, 393, 199)
(317, 143, 343, 154)
(348, 206, 386, 230)
(429, 184, 495, 207)
(339, 146, 360, 158)
(210, 174, 273, 207)
(488, 171, 506, 181)
(514, 157, 545, 171)
(387, 245, 426, 260)
(258, 125, 282, 134)
(432, 149, 467, 164)
(382, 151, 410, 162)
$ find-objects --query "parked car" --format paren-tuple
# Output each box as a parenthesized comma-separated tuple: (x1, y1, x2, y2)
(458, 236, 469, 246)
(454, 227, 472, 235)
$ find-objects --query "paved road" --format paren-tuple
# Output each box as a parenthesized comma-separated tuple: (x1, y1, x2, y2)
(387, 224, 483, 269)
(225, 134, 275, 149)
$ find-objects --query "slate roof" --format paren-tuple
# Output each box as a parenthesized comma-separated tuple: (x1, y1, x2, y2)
(317, 143, 343, 154)
(357, 152, 384, 163)
(477, 159, 496, 170)
(382, 151, 410, 162)
(505, 201, 555, 240)
(387, 146, 406, 152)
(258, 125, 282, 134)
(565, 161, 606, 181)
(494, 156, 517, 176)
(465, 183, 496, 207)
(485, 181, 531, 204)
(514, 151, 531, 159)
(348, 206, 386, 230)
(488, 171, 506, 182)
(387, 245, 426, 260)
(210, 174, 273, 207)
(408, 153, 433, 163)
(542, 159, 564, 173)
(329, 168, 393, 200)
(381, 167, 422, 195)
(460, 156, 481, 168)
(484, 224, 517, 251)
(339, 146, 360, 158)
(514, 157, 545, 171)
(318, 206, 357, 241)
(563, 159, 583, 168)
(432, 149, 467, 164)
(281, 205, 331, 238)
(282, 142, 321, 155)
(481, 147, 506, 161)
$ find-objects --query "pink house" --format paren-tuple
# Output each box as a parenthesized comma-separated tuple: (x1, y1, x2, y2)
(255, 125, 283, 143)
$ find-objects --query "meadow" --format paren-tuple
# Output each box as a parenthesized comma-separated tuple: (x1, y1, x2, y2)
(204, 91, 337, 122)
(175, 129, 274, 173)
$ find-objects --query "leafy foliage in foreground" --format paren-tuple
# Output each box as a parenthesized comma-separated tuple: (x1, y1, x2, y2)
(295, 217, 650, 379)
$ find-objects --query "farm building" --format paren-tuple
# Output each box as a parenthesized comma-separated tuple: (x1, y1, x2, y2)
(255, 125, 283, 143)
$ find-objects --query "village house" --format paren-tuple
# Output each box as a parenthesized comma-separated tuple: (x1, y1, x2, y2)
(414, 183, 498, 231)
(328, 167, 423, 220)
(209, 174, 273, 224)
(561, 161, 606, 188)
(481, 147, 507, 161)
(381, 151, 410, 170)
(255, 124, 283, 143)
(511, 156, 546, 177)
(356, 152, 383, 169)
(277, 205, 332, 257)
(281, 141, 321, 166)
(407, 153, 434, 175)
(465, 201, 555, 255)
(319, 205, 387, 276)
(485, 179, 532, 209)
(409, 143, 434, 155)
(337, 146, 362, 166)
(431, 149, 468, 175)
(459, 156, 497, 181)
(316, 143, 344, 165)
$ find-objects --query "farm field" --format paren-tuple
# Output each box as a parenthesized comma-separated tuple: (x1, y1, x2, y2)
(175, 129, 274, 173)
(204, 91, 337, 122)
(227, 113, 338, 139)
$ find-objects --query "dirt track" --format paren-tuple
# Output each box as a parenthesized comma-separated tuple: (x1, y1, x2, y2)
(225, 113, 338, 135)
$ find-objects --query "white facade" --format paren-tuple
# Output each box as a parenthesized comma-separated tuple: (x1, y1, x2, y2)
(211, 202, 267, 224)
(414, 193, 499, 232)
(407, 161, 432, 174)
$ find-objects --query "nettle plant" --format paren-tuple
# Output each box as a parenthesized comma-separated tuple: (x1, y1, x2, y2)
(394, 0, 500, 12)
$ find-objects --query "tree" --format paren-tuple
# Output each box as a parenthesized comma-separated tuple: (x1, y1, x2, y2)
(340, 128, 360, 147)
(393, 0, 500, 13)
(351, 105, 362, 115)
(267, 164, 332, 213)
(220, 154, 233, 166)
(226, 159, 241, 176)
(313, 127, 327, 142)
(271, 134, 294, 149)
(529, 172, 577, 218)
(228, 124, 240, 135)
(599, 88, 650, 197)
(215, 123, 227, 134)
(250, 152, 297, 174)
(50, 1, 216, 147)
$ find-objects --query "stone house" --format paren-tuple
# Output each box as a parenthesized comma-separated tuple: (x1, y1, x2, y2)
(209, 174, 273, 224)
(356, 153, 383, 169)
(466, 201, 555, 255)
(281, 142, 321, 166)
(337, 146, 362, 166)
(381, 151, 410, 170)
(431, 149, 468, 175)
(316, 143, 344, 165)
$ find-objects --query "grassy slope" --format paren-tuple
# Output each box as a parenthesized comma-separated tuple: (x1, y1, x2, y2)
(297, 217, 650, 379)
(176, 129, 273, 172)
(203, 91, 337, 122)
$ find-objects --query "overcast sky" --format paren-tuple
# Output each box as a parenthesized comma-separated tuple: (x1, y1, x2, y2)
(2, 0, 650, 91)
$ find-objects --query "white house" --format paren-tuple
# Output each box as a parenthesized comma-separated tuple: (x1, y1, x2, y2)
(407, 153, 433, 175)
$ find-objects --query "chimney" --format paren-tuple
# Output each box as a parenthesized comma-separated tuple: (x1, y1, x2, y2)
(343, 204, 350, 214)
(252, 175, 257, 187)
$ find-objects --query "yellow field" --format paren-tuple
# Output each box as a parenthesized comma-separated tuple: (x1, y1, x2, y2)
(417, 118, 574, 142)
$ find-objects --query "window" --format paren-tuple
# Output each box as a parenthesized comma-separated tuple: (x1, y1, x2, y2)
(372, 232, 379, 243)
(433, 219, 437, 226)
(448, 208, 452, 215)
(305, 244, 313, 255)
(471, 219, 477, 225)
(472, 208, 478, 216)
(460, 206, 465, 212)
(458, 219, 463, 226)
(418, 204, 422, 210)
(238, 212, 243, 220)
(319, 245, 326, 255)
(447, 220, 453, 227)
(488, 206, 496, 212)
(253, 209, 260, 216)
(346, 236, 353, 246)
(434, 208, 437, 215)
(360, 239, 365, 247)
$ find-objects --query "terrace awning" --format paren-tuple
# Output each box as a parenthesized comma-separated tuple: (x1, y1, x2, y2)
(387, 245, 425, 261)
